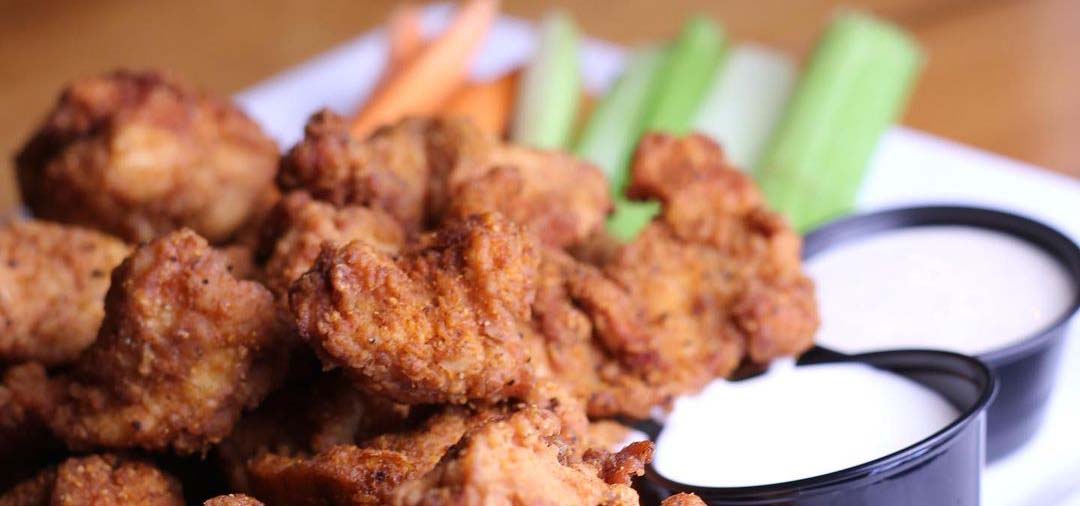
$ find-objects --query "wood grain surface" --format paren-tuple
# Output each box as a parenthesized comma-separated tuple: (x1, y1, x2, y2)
(2, 0, 1076, 213)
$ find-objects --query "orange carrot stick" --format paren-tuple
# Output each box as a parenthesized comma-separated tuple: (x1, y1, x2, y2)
(386, 5, 424, 75)
(352, 0, 499, 138)
(442, 69, 519, 137)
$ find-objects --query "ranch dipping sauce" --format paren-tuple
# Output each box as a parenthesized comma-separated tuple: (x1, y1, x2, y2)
(807, 225, 1076, 355)
(652, 360, 959, 487)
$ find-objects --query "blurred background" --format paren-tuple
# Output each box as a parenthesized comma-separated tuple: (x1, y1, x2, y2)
(2, 0, 1077, 212)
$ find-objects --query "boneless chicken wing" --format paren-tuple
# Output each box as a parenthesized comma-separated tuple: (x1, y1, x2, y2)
(7, 229, 287, 454)
(603, 133, 818, 391)
(0, 455, 183, 506)
(290, 213, 537, 405)
(257, 191, 405, 302)
(0, 221, 130, 366)
(15, 70, 279, 243)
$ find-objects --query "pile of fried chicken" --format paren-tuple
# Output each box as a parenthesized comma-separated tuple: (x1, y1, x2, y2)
(0, 70, 818, 506)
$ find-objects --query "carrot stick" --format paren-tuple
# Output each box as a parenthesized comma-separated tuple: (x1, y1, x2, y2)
(351, 0, 499, 138)
(442, 70, 519, 137)
(386, 5, 424, 75)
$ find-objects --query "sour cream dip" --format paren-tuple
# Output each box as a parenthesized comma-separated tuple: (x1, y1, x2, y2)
(652, 360, 959, 487)
(807, 226, 1076, 355)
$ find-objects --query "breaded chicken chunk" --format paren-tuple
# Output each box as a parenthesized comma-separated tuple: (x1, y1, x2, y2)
(528, 249, 665, 419)
(279, 113, 611, 247)
(0, 221, 130, 366)
(392, 407, 646, 506)
(278, 112, 492, 232)
(0, 371, 58, 490)
(257, 191, 404, 302)
(0, 455, 183, 506)
(291, 213, 537, 405)
(7, 229, 287, 454)
(604, 133, 818, 391)
(215, 372, 409, 491)
(15, 69, 279, 243)
(446, 145, 612, 248)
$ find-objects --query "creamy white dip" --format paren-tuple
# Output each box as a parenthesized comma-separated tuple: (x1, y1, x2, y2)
(807, 226, 1075, 355)
(652, 360, 958, 487)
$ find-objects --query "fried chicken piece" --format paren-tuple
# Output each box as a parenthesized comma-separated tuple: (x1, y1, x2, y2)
(278, 112, 492, 232)
(242, 405, 495, 506)
(216, 372, 409, 491)
(204, 495, 264, 506)
(280, 113, 611, 248)
(0, 455, 183, 506)
(9, 229, 287, 454)
(257, 191, 405, 302)
(603, 133, 817, 391)
(0, 221, 131, 366)
(661, 493, 708, 506)
(446, 146, 612, 248)
(392, 407, 645, 506)
(528, 249, 665, 419)
(291, 213, 537, 405)
(15, 69, 279, 243)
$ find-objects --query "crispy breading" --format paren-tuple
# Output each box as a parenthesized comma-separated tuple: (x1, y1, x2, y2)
(602, 133, 818, 392)
(216, 372, 409, 491)
(257, 191, 405, 302)
(291, 213, 537, 405)
(246, 446, 414, 506)
(278, 112, 492, 232)
(15, 70, 279, 243)
(0, 221, 131, 366)
(280, 113, 611, 248)
(446, 145, 612, 248)
(10, 229, 288, 454)
(0, 455, 184, 506)
(661, 493, 708, 506)
(204, 495, 264, 506)
(529, 249, 664, 418)
(391, 407, 644, 506)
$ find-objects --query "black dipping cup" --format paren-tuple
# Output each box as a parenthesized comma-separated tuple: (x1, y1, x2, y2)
(802, 206, 1080, 460)
(639, 348, 995, 506)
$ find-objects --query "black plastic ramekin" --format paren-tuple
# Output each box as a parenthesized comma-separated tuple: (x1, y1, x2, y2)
(801, 205, 1080, 460)
(639, 347, 996, 506)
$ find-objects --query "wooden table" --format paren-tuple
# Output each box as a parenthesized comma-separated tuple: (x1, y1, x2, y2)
(2, 0, 1077, 212)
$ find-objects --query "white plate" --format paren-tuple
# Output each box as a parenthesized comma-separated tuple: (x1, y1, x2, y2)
(234, 4, 1080, 504)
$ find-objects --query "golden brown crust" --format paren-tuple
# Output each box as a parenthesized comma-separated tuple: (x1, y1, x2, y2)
(391, 407, 642, 506)
(247, 446, 414, 506)
(0, 455, 184, 506)
(215, 372, 409, 491)
(446, 146, 612, 248)
(0, 221, 131, 366)
(278, 112, 492, 232)
(290, 213, 537, 405)
(602, 133, 818, 394)
(203, 495, 264, 506)
(14, 229, 287, 454)
(15, 69, 279, 243)
(257, 191, 404, 302)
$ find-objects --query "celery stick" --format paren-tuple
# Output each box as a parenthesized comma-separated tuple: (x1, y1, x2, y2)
(755, 11, 923, 231)
(642, 16, 727, 134)
(693, 44, 796, 170)
(605, 16, 728, 241)
(574, 46, 667, 187)
(511, 11, 581, 149)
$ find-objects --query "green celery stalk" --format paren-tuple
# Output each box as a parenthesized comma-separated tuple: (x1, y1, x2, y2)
(606, 15, 728, 240)
(511, 11, 581, 149)
(755, 11, 924, 231)
(574, 46, 667, 190)
(641, 16, 728, 134)
(693, 44, 797, 171)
